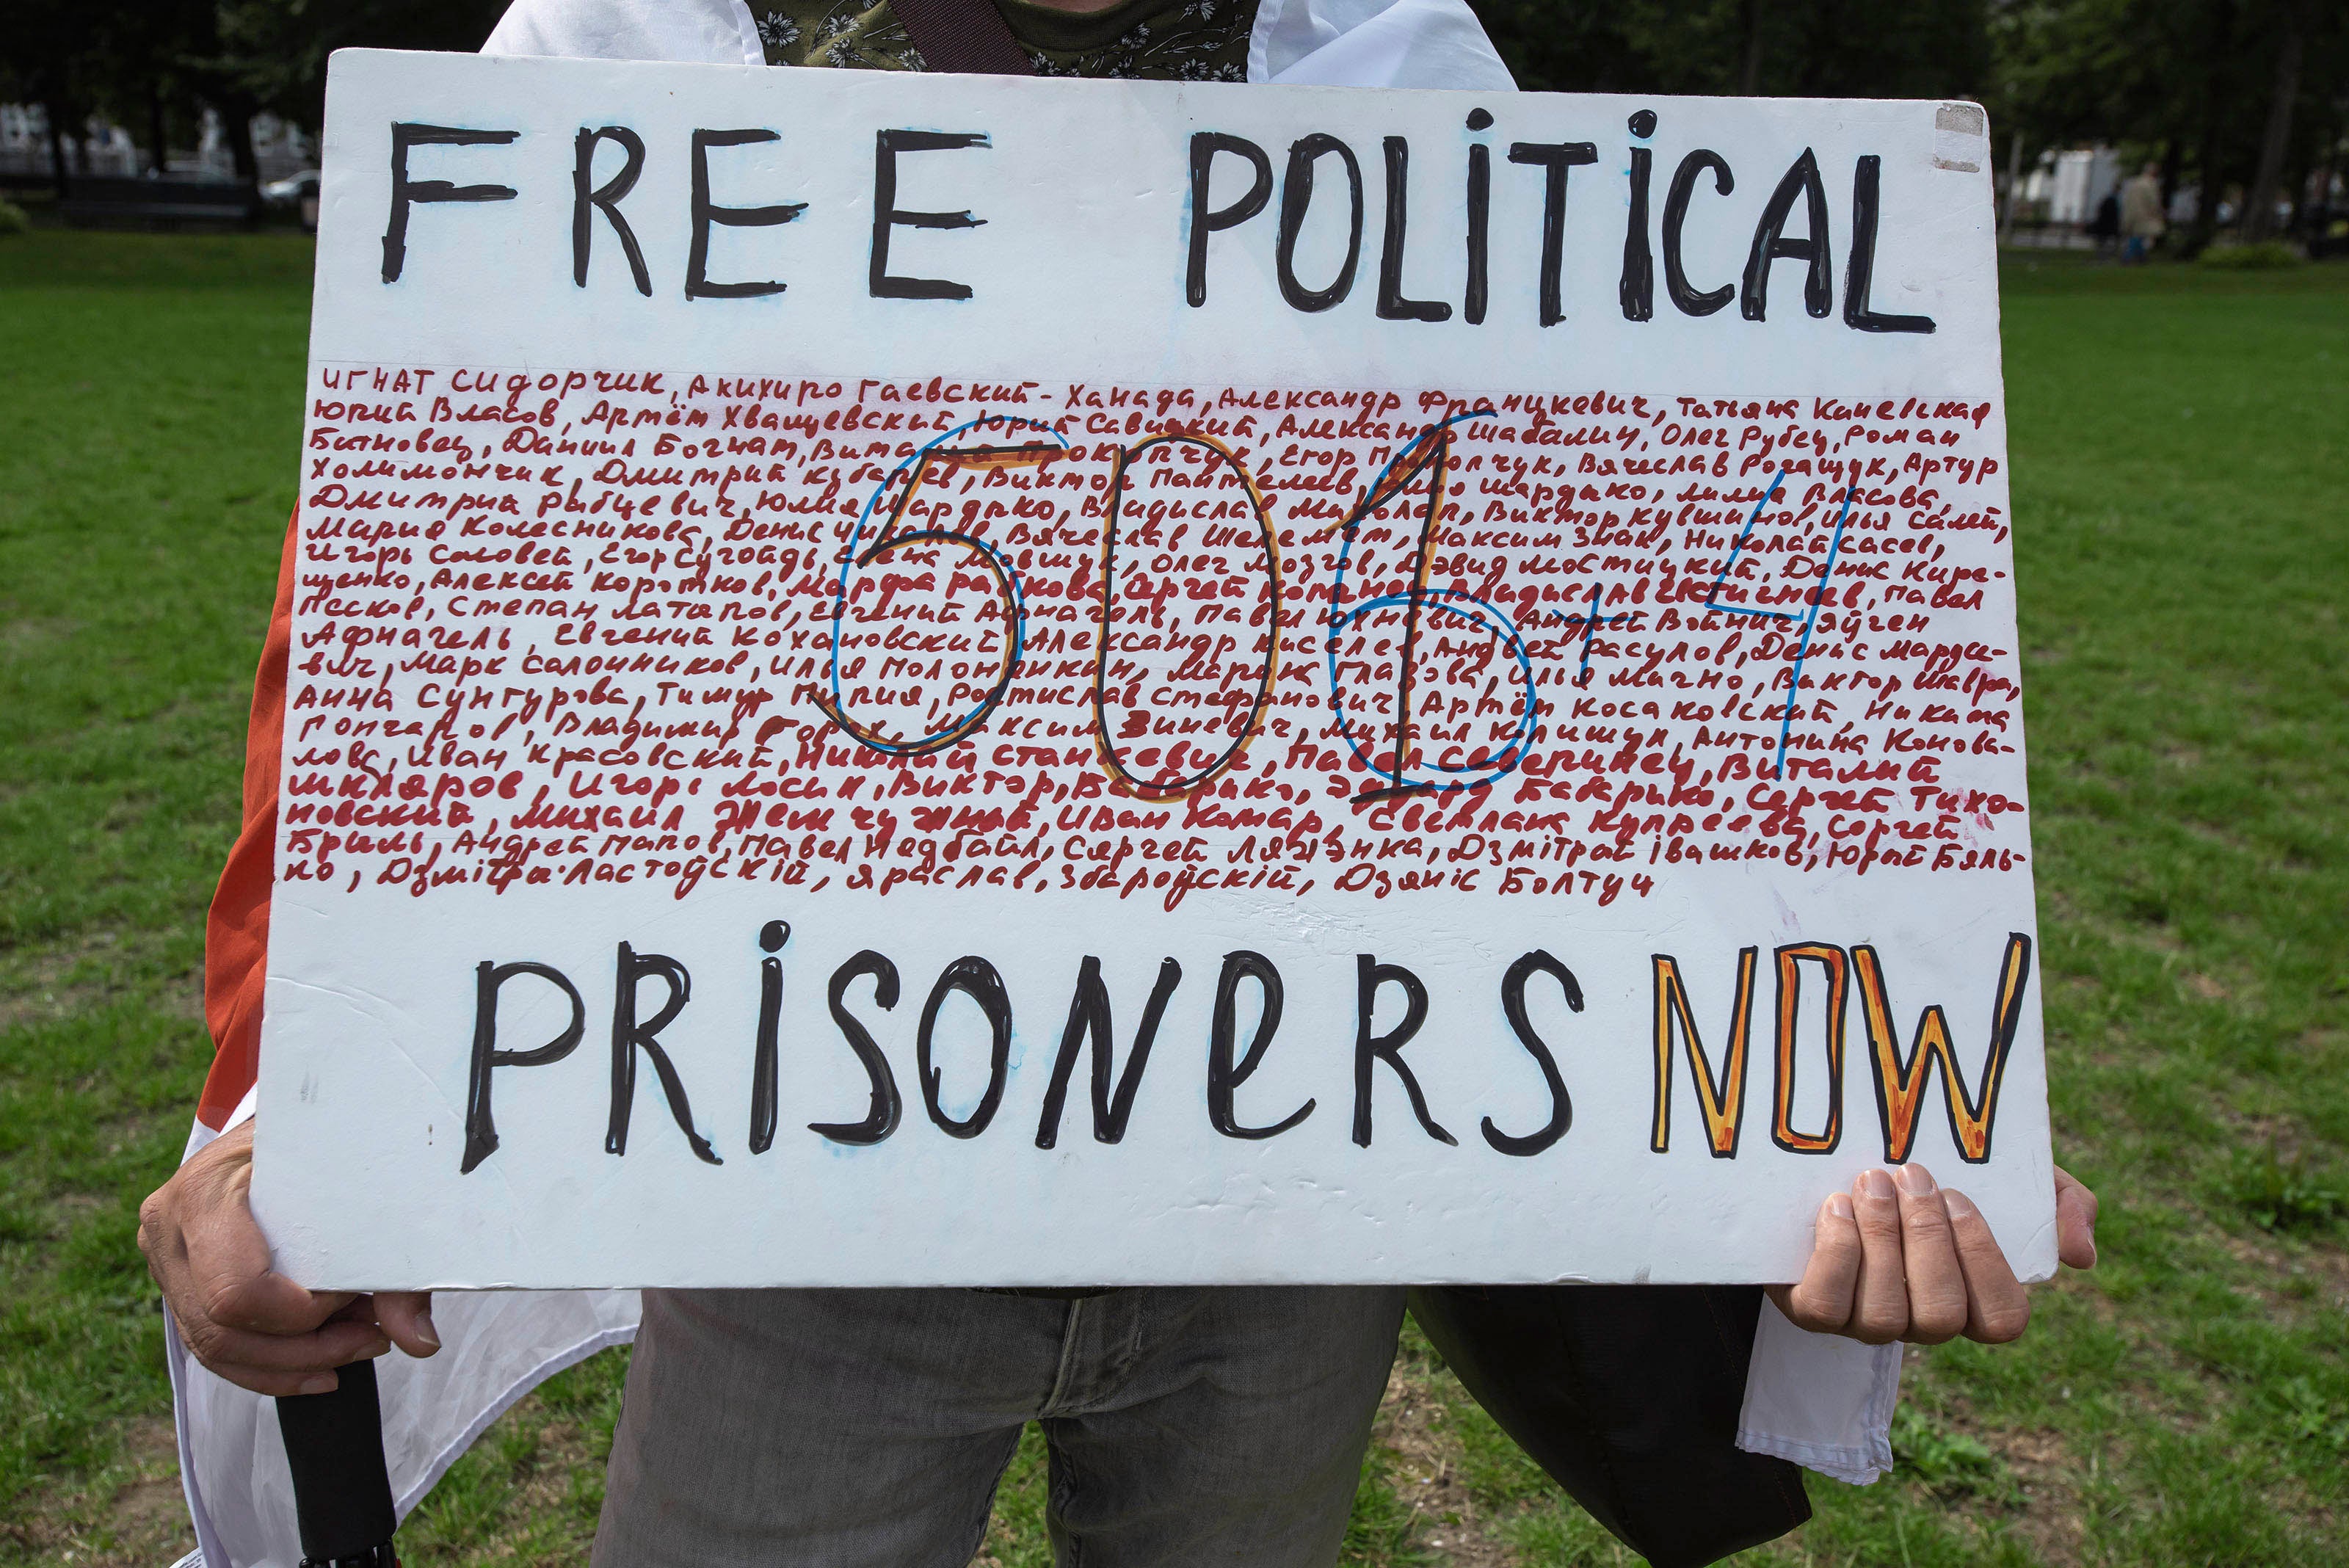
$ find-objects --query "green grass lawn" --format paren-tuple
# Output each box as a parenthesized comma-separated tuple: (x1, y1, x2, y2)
(1, 231, 2342, 1567)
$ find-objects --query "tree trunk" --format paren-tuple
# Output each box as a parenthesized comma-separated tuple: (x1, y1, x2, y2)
(2243, 10, 2303, 243)
(2310, 120, 2342, 243)
(2186, 1, 2238, 256)
(2187, 121, 2224, 255)
(1999, 128, 2024, 244)
(147, 86, 170, 177)
(42, 94, 73, 200)
(1738, 0, 1765, 95)
(220, 95, 259, 184)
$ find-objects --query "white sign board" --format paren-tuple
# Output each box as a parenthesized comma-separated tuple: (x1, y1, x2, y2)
(253, 49, 2055, 1289)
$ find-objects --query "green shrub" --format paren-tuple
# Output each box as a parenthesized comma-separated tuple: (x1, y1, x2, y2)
(2269, 1377, 2349, 1455)
(2225, 1142, 2346, 1234)
(2197, 240, 2304, 269)
(0, 200, 29, 237)
(1890, 1407, 2011, 1500)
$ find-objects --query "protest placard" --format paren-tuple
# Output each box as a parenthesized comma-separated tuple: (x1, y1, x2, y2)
(251, 48, 2053, 1288)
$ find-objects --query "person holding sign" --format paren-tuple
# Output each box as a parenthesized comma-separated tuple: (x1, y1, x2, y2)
(140, 0, 2102, 1564)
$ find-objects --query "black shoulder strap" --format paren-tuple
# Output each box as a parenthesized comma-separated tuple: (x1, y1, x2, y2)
(890, 0, 1037, 75)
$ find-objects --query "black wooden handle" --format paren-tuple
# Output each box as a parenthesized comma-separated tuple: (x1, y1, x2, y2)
(274, 1357, 399, 1567)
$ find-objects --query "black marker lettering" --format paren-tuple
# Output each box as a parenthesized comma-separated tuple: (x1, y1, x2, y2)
(381, 123, 517, 285)
(573, 126, 650, 297)
(1186, 132, 1274, 308)
(1377, 137, 1451, 322)
(1662, 150, 1735, 316)
(812, 951, 903, 1146)
(1276, 133, 1363, 313)
(918, 955, 1012, 1139)
(1741, 146, 1833, 321)
(1351, 954, 1454, 1147)
(1484, 950, 1580, 1157)
(1620, 111, 1656, 322)
(1035, 956, 1180, 1148)
(1843, 155, 1936, 334)
(1208, 951, 1313, 1139)
(1464, 137, 1490, 325)
(686, 128, 805, 302)
(870, 129, 987, 302)
(460, 959, 584, 1174)
(1507, 140, 1597, 327)
(748, 919, 789, 1155)
(606, 943, 719, 1164)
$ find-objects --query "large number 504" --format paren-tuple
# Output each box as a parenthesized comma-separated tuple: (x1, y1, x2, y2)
(1326, 410, 1538, 804)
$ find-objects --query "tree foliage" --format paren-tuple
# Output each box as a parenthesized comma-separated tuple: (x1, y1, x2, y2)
(0, 0, 503, 180)
(1474, 0, 2345, 245)
(211, 0, 509, 128)
(1477, 0, 1992, 101)
(4, 0, 2342, 236)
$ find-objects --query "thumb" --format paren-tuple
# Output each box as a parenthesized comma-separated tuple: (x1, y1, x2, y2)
(372, 1291, 440, 1358)
(2054, 1166, 2099, 1270)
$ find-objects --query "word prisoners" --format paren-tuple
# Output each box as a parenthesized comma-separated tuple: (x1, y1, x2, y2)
(254, 51, 2055, 1291)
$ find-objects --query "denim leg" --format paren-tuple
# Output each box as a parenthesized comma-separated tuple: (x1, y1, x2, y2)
(592, 1286, 1065, 1568)
(1039, 1286, 1407, 1568)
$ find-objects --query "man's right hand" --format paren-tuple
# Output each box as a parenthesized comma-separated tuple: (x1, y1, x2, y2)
(138, 1119, 438, 1395)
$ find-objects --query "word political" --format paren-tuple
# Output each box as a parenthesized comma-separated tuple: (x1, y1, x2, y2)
(460, 922, 2033, 1176)
(382, 109, 1934, 333)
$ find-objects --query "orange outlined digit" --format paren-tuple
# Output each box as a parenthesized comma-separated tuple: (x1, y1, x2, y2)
(1090, 432, 1281, 801)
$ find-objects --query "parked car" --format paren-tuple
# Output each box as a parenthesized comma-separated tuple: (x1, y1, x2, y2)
(263, 169, 320, 231)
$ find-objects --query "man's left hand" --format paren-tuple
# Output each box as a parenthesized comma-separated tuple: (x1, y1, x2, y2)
(1768, 1165, 2098, 1346)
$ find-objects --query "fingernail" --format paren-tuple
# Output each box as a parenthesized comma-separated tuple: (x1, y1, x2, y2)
(1828, 1193, 1854, 1220)
(299, 1373, 337, 1395)
(1896, 1164, 1937, 1197)
(414, 1311, 440, 1351)
(1856, 1169, 1890, 1200)
(1944, 1189, 1978, 1221)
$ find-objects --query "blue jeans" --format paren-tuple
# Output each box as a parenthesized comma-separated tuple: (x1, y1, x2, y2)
(592, 1285, 1408, 1567)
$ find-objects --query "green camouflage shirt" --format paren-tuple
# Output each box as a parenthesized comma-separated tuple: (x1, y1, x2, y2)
(746, 0, 1257, 80)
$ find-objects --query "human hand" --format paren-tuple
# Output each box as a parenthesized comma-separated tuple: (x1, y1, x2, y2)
(1767, 1164, 2099, 1346)
(138, 1119, 438, 1395)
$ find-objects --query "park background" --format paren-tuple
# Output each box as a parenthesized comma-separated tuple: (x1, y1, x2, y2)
(1, 1, 2345, 1564)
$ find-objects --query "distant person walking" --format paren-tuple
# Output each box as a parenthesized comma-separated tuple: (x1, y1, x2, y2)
(2121, 162, 2165, 262)
(2089, 190, 2121, 255)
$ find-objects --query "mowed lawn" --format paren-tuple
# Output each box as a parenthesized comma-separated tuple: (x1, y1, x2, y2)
(0, 230, 2342, 1567)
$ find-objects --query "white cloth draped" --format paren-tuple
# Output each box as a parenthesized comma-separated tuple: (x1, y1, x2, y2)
(170, 5, 1896, 1559)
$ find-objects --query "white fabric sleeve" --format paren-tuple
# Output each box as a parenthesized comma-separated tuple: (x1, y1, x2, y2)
(481, 0, 763, 65)
(170, 1095, 643, 1568)
(1735, 1296, 1901, 1484)
(1249, 0, 1514, 90)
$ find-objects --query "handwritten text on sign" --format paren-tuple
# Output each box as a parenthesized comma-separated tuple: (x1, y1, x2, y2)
(253, 53, 2053, 1289)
